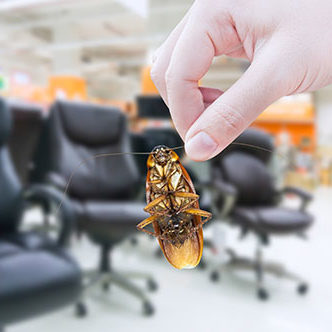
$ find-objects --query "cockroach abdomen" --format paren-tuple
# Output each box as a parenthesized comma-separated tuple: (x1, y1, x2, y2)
(159, 228, 203, 269)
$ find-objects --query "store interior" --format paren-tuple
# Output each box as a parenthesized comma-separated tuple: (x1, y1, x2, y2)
(0, 1, 331, 332)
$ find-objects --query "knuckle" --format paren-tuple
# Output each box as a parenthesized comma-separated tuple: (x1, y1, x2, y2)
(212, 103, 246, 134)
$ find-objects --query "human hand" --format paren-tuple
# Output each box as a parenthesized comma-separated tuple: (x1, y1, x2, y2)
(151, 0, 332, 161)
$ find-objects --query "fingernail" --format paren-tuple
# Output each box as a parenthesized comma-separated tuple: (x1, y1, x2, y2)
(185, 132, 218, 160)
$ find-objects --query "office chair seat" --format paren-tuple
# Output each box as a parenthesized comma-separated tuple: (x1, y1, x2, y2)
(210, 128, 314, 299)
(30, 101, 157, 316)
(0, 233, 81, 325)
(0, 242, 21, 257)
(74, 201, 149, 242)
(3, 232, 57, 250)
(233, 207, 313, 234)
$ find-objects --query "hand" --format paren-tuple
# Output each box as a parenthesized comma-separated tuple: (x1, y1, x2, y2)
(151, 0, 332, 161)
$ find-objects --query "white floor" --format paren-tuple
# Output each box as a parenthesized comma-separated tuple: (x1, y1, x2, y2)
(9, 188, 332, 332)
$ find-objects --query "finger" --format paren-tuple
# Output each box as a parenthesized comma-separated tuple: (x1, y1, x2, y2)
(199, 87, 224, 104)
(165, 12, 235, 139)
(150, 5, 194, 104)
(200, 87, 224, 109)
(185, 46, 289, 161)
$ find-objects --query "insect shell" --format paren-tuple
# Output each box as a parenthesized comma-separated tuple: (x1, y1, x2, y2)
(136, 145, 212, 269)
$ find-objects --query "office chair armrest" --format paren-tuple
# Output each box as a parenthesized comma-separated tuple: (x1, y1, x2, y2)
(213, 179, 238, 217)
(213, 179, 237, 197)
(24, 184, 75, 247)
(195, 179, 236, 195)
(197, 179, 237, 218)
(282, 186, 313, 211)
(45, 172, 68, 191)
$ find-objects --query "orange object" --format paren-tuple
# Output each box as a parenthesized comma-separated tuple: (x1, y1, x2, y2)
(252, 101, 316, 153)
(140, 65, 201, 94)
(141, 66, 159, 95)
(49, 76, 87, 100)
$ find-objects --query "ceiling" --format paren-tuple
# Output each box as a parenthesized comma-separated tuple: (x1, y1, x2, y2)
(0, 0, 247, 100)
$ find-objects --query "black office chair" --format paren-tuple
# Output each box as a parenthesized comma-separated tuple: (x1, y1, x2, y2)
(130, 127, 184, 178)
(209, 128, 313, 300)
(31, 100, 156, 316)
(133, 93, 184, 178)
(0, 99, 81, 331)
(8, 100, 44, 185)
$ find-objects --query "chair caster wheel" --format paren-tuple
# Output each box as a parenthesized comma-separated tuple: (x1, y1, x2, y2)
(210, 271, 220, 282)
(75, 302, 88, 317)
(147, 279, 158, 292)
(257, 288, 269, 301)
(297, 283, 309, 295)
(143, 301, 154, 316)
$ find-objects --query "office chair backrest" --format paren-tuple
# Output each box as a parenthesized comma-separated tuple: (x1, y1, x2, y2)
(0, 99, 24, 232)
(220, 128, 274, 163)
(130, 127, 184, 177)
(8, 101, 43, 185)
(32, 101, 139, 200)
(213, 128, 276, 206)
(144, 128, 184, 157)
(136, 95, 170, 119)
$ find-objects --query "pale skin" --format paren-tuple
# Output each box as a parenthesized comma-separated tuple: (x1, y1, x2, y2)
(151, 0, 332, 161)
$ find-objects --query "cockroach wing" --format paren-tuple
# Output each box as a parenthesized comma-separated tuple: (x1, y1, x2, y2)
(159, 220, 203, 270)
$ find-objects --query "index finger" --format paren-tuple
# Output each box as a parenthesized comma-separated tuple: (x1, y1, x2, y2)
(165, 19, 216, 139)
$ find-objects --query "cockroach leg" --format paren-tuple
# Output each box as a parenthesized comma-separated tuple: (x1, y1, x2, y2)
(174, 192, 199, 199)
(187, 212, 212, 237)
(143, 195, 167, 213)
(174, 192, 200, 213)
(183, 208, 212, 222)
(148, 179, 162, 185)
(136, 215, 158, 237)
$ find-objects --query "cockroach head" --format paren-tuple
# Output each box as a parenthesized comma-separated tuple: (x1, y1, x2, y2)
(152, 145, 171, 166)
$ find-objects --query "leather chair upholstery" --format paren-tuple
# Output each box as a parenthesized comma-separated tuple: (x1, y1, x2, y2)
(31, 101, 148, 246)
(0, 99, 81, 327)
(0, 235, 80, 324)
(210, 128, 314, 299)
(31, 100, 155, 315)
(8, 101, 44, 185)
(212, 128, 313, 237)
(130, 127, 184, 178)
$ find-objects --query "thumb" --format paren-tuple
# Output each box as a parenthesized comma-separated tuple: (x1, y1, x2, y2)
(185, 48, 288, 161)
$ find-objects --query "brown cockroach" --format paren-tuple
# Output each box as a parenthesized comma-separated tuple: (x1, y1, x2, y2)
(57, 141, 277, 270)
(136, 145, 212, 270)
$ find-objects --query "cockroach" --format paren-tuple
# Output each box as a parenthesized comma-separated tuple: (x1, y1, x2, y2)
(57, 141, 277, 270)
(136, 145, 212, 269)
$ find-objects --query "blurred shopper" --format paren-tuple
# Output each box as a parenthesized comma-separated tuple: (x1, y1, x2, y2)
(151, 0, 332, 161)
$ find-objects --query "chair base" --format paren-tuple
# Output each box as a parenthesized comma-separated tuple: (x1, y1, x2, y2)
(210, 246, 309, 300)
(76, 245, 157, 316)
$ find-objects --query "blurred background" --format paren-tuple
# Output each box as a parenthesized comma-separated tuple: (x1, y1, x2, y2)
(0, 1, 331, 332)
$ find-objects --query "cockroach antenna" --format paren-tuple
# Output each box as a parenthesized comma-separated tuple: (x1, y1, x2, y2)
(55, 142, 279, 216)
(55, 145, 185, 214)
